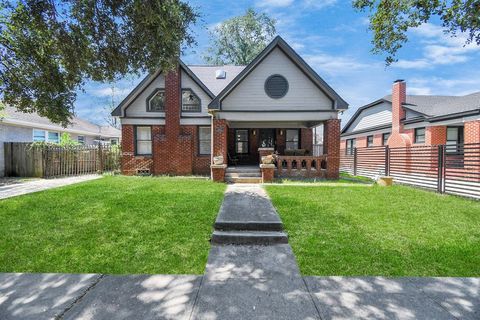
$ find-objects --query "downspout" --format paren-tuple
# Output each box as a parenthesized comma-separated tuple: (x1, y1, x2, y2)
(209, 110, 215, 179)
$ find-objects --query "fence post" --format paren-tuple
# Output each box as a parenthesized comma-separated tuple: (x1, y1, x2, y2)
(437, 145, 445, 193)
(385, 146, 390, 176)
(98, 143, 104, 174)
(353, 148, 358, 176)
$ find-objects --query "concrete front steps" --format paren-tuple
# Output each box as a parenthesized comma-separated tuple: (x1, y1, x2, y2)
(211, 184, 288, 245)
(225, 166, 262, 184)
(211, 230, 288, 245)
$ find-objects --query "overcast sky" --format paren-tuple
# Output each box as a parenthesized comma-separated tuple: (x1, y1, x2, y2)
(75, 0, 480, 126)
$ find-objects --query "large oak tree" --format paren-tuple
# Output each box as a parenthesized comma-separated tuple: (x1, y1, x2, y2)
(0, 0, 198, 125)
(203, 8, 276, 66)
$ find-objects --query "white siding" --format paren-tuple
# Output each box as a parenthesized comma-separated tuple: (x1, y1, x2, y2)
(221, 48, 333, 111)
(181, 70, 212, 117)
(344, 101, 392, 133)
(125, 74, 165, 117)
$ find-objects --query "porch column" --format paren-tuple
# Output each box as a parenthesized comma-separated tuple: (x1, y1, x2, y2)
(212, 118, 228, 163)
(324, 119, 340, 179)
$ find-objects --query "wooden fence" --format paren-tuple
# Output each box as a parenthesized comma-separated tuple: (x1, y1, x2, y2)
(4, 143, 121, 178)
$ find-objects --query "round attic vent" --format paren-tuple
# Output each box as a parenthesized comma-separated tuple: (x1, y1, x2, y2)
(265, 74, 288, 99)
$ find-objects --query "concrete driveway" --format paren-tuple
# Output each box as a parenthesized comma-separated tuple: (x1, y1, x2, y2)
(0, 175, 102, 200)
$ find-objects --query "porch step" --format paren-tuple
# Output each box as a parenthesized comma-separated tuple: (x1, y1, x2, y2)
(215, 221, 284, 232)
(211, 230, 288, 245)
(225, 172, 262, 178)
(225, 177, 263, 184)
(226, 166, 261, 174)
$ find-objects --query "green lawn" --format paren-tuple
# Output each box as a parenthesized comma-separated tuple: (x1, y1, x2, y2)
(0, 176, 225, 274)
(267, 184, 480, 277)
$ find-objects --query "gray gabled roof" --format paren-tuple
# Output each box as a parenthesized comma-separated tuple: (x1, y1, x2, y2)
(208, 35, 349, 110)
(111, 61, 216, 117)
(187, 65, 245, 96)
(2, 106, 120, 137)
(382, 93, 480, 117)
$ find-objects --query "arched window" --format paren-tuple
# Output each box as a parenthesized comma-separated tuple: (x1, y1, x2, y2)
(147, 89, 165, 112)
(182, 89, 201, 112)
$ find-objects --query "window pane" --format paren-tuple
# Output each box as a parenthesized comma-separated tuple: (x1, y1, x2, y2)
(286, 130, 299, 142)
(199, 141, 211, 155)
(286, 142, 298, 150)
(199, 127, 211, 155)
(415, 128, 425, 143)
(149, 90, 165, 111)
(137, 127, 151, 140)
(33, 129, 46, 142)
(77, 136, 85, 145)
(236, 130, 248, 141)
(199, 127, 211, 140)
(182, 90, 201, 112)
(383, 133, 390, 145)
(137, 141, 152, 155)
(236, 141, 248, 154)
(447, 127, 458, 141)
(48, 132, 59, 143)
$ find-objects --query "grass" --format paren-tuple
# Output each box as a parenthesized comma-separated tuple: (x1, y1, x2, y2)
(0, 176, 225, 274)
(266, 184, 480, 277)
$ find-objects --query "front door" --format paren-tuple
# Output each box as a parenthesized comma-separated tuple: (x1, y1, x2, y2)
(259, 129, 276, 149)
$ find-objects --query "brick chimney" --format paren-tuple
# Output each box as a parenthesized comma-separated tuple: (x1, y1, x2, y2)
(165, 66, 181, 139)
(387, 80, 412, 147)
(392, 79, 406, 134)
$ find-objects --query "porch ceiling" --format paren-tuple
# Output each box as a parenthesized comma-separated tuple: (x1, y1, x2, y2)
(227, 121, 323, 128)
(214, 111, 338, 123)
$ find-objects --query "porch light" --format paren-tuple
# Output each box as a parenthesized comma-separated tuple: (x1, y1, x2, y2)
(279, 129, 283, 136)
(252, 129, 256, 136)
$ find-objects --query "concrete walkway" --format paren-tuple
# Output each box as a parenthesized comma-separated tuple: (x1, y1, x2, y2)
(0, 184, 479, 319)
(0, 175, 102, 199)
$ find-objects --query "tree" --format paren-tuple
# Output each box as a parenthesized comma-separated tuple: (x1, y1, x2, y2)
(353, 0, 480, 64)
(203, 8, 276, 65)
(0, 0, 198, 126)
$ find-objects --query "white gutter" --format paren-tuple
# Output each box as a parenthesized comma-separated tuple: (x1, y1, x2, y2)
(1, 118, 119, 138)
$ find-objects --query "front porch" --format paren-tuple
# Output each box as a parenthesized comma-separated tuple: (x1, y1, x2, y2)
(211, 119, 340, 182)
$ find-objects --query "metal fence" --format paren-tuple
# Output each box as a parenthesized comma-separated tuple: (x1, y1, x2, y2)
(4, 143, 121, 178)
(340, 143, 480, 200)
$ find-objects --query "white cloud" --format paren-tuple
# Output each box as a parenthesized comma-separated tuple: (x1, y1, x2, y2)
(408, 86, 432, 95)
(91, 87, 131, 98)
(257, 0, 336, 9)
(257, 0, 293, 8)
(393, 23, 480, 69)
(302, 0, 337, 9)
(305, 53, 371, 74)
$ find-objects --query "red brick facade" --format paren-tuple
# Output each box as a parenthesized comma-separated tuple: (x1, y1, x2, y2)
(121, 68, 210, 176)
(324, 119, 340, 179)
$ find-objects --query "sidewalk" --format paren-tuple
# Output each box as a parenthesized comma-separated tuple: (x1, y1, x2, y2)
(0, 175, 102, 200)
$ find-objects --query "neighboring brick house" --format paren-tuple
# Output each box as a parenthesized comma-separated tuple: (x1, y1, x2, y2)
(112, 36, 348, 180)
(340, 80, 480, 154)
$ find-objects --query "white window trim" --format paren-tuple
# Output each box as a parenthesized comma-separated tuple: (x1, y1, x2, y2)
(33, 129, 60, 143)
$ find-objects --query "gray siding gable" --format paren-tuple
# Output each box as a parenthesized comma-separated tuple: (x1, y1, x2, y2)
(342, 100, 392, 134)
(208, 36, 348, 111)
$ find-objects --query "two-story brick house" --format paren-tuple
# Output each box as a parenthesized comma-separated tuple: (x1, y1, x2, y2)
(112, 36, 348, 180)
